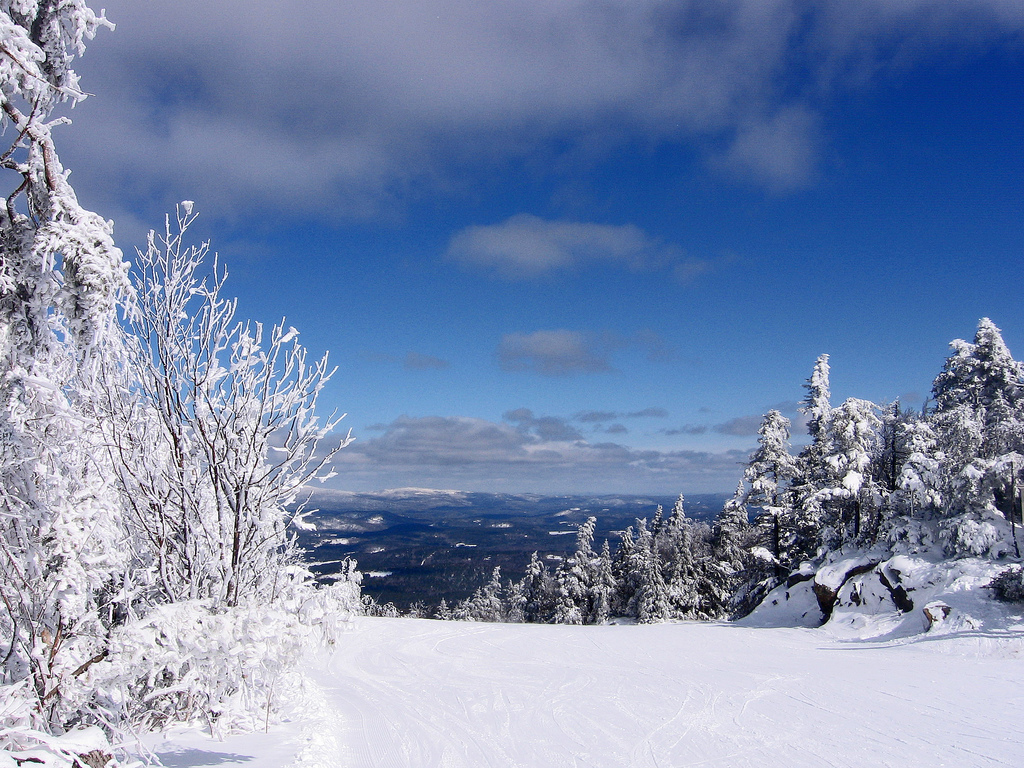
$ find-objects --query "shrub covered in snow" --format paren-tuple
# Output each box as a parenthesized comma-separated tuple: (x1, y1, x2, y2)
(987, 566, 1024, 604)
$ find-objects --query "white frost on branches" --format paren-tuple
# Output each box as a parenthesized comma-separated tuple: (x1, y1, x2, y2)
(0, 5, 358, 764)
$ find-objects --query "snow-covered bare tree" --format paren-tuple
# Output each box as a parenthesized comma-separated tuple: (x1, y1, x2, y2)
(109, 205, 351, 608)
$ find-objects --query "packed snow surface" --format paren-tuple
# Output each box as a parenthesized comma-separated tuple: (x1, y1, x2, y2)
(149, 613, 1024, 767)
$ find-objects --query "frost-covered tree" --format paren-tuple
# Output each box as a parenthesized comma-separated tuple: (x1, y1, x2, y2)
(789, 357, 839, 562)
(519, 551, 553, 623)
(588, 540, 615, 625)
(715, 483, 750, 569)
(108, 207, 350, 608)
(896, 416, 942, 514)
(930, 320, 1024, 546)
(654, 496, 710, 618)
(739, 410, 797, 572)
(552, 517, 596, 624)
(503, 577, 528, 624)
(0, 0, 130, 731)
(802, 354, 832, 443)
(454, 567, 505, 622)
(610, 524, 636, 616)
(933, 319, 1023, 419)
(821, 397, 882, 541)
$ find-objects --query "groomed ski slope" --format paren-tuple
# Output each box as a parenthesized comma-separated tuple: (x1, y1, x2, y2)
(150, 614, 1024, 768)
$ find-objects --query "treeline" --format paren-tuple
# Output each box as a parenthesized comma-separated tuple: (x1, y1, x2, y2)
(408, 318, 1024, 624)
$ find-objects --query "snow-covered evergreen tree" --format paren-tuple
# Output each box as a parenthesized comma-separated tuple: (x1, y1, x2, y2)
(738, 410, 797, 574)
(789, 358, 838, 563)
(922, 319, 1024, 556)
(0, 0, 130, 732)
(821, 397, 882, 542)
(552, 517, 597, 624)
(519, 551, 553, 623)
(455, 567, 506, 622)
(588, 540, 615, 625)
(622, 519, 669, 623)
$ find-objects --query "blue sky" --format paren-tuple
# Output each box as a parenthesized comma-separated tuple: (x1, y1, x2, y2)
(60, 0, 1023, 494)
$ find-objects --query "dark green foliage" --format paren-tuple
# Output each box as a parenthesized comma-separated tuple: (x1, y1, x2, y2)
(988, 566, 1024, 603)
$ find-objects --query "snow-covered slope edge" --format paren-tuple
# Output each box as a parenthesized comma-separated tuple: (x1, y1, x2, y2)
(740, 549, 1022, 644)
(146, 611, 1024, 768)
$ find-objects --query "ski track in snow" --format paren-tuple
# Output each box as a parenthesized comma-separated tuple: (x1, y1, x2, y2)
(151, 616, 1024, 767)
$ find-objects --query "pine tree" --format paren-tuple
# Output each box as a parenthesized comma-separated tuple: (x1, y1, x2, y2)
(710, 486, 756, 617)
(454, 566, 505, 622)
(803, 354, 833, 443)
(625, 519, 671, 623)
(610, 524, 636, 616)
(588, 540, 615, 625)
(790, 358, 836, 563)
(520, 552, 552, 623)
(896, 416, 942, 515)
(716, 483, 750, 570)
(434, 598, 453, 620)
(504, 578, 528, 623)
(742, 410, 797, 573)
(823, 398, 882, 542)
(931, 319, 1024, 523)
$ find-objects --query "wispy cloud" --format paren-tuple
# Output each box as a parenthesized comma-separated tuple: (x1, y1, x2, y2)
(360, 350, 451, 370)
(576, 407, 668, 422)
(497, 330, 613, 376)
(503, 408, 584, 442)
(404, 352, 449, 370)
(661, 425, 710, 436)
(497, 329, 672, 377)
(446, 214, 679, 278)
(712, 106, 821, 191)
(711, 415, 765, 437)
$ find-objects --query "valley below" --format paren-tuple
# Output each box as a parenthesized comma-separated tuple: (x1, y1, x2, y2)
(297, 489, 727, 609)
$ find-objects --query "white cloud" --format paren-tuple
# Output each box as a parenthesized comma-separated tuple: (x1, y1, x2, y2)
(446, 214, 678, 278)
(497, 330, 613, 376)
(714, 106, 821, 191)
(331, 413, 749, 494)
(60, 0, 1024, 222)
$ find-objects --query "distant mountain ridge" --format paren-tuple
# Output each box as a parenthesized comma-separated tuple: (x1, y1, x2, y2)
(308, 487, 728, 518)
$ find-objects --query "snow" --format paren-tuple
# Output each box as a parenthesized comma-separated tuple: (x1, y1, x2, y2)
(146, 611, 1024, 767)
(814, 555, 877, 591)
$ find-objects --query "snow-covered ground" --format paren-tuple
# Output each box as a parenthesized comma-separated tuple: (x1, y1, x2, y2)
(148, 610, 1024, 767)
